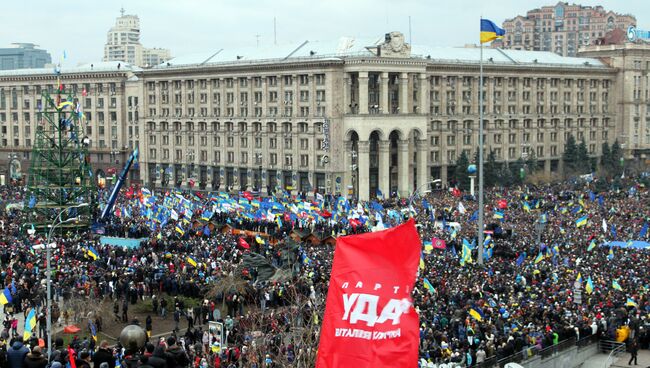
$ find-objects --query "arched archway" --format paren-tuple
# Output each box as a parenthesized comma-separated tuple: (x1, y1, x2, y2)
(369, 130, 382, 198)
(345, 130, 360, 198)
(388, 130, 402, 196)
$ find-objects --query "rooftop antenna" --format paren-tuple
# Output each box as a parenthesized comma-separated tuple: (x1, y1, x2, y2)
(274, 17, 277, 46)
(255, 34, 261, 48)
(120, 7, 125, 17)
(408, 16, 412, 45)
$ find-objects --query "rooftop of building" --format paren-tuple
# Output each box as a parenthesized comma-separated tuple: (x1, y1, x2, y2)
(153, 35, 608, 70)
(0, 61, 141, 77)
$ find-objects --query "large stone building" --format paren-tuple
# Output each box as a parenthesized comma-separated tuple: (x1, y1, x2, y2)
(103, 9, 171, 68)
(498, 2, 635, 56)
(0, 43, 52, 71)
(1, 32, 649, 199)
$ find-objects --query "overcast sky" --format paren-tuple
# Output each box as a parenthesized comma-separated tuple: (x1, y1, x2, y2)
(1, 0, 648, 66)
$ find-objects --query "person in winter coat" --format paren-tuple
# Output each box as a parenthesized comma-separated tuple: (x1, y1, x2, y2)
(23, 346, 48, 368)
(92, 341, 115, 368)
(147, 345, 167, 368)
(165, 337, 189, 368)
(7, 340, 29, 368)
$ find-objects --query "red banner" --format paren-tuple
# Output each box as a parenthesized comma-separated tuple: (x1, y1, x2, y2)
(432, 237, 447, 249)
(316, 219, 420, 368)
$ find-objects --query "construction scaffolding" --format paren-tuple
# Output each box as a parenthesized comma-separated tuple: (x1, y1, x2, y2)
(24, 89, 95, 232)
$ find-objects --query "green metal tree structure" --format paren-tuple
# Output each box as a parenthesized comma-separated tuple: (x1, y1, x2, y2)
(24, 89, 95, 232)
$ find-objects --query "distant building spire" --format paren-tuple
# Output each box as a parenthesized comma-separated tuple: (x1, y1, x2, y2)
(120, 7, 125, 17)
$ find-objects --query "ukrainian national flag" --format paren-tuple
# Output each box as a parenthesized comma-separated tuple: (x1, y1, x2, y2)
(480, 19, 505, 44)
(607, 247, 614, 260)
(587, 239, 597, 251)
(201, 210, 213, 222)
(522, 202, 531, 212)
(423, 278, 435, 295)
(0, 288, 12, 305)
(626, 297, 638, 308)
(23, 309, 36, 341)
(419, 252, 426, 270)
(255, 235, 265, 245)
(469, 306, 484, 322)
(534, 251, 544, 264)
(612, 280, 623, 291)
(175, 224, 185, 236)
(585, 277, 594, 294)
(86, 246, 99, 261)
(493, 211, 504, 220)
(575, 215, 588, 228)
(576, 272, 583, 284)
(186, 256, 198, 267)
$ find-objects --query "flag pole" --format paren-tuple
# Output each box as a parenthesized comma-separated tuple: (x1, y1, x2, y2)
(477, 17, 485, 265)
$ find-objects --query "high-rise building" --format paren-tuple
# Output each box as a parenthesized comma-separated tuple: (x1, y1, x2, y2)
(0, 43, 52, 70)
(497, 2, 636, 56)
(103, 8, 171, 68)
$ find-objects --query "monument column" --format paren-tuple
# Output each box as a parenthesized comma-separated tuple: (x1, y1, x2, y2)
(399, 73, 409, 114)
(358, 71, 369, 114)
(380, 72, 389, 115)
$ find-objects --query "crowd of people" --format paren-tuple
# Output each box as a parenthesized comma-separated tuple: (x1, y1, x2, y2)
(0, 174, 648, 367)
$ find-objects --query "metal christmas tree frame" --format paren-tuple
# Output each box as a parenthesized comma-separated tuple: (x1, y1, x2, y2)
(25, 89, 95, 232)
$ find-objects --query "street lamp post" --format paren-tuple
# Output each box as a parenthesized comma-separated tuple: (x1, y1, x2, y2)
(43, 202, 88, 361)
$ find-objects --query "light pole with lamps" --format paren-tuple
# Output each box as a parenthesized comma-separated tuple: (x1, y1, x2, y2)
(42, 202, 89, 361)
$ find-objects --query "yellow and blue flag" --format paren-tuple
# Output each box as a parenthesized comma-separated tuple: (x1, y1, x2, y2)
(534, 251, 544, 264)
(423, 278, 435, 295)
(626, 297, 638, 308)
(255, 235, 265, 245)
(86, 246, 99, 261)
(493, 211, 504, 220)
(186, 256, 198, 267)
(612, 280, 623, 291)
(23, 309, 36, 341)
(419, 252, 425, 270)
(522, 202, 531, 212)
(469, 306, 484, 322)
(587, 239, 597, 251)
(607, 247, 614, 260)
(480, 19, 505, 44)
(576, 215, 588, 228)
(175, 224, 185, 236)
(585, 277, 594, 294)
(0, 288, 12, 305)
(576, 272, 583, 284)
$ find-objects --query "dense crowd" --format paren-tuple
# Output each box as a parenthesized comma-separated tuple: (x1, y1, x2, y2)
(0, 175, 648, 367)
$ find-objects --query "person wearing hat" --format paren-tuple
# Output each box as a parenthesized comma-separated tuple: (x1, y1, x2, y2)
(7, 338, 29, 368)
(23, 346, 47, 368)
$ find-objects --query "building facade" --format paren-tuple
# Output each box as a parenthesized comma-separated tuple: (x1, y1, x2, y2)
(0, 43, 52, 71)
(498, 2, 635, 56)
(0, 61, 141, 185)
(579, 43, 650, 164)
(103, 9, 171, 68)
(2, 32, 650, 200)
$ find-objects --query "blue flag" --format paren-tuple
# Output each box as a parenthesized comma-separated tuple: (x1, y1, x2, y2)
(611, 225, 617, 240)
(28, 196, 36, 208)
(516, 252, 526, 267)
(640, 223, 648, 238)
(598, 195, 604, 207)
(469, 210, 478, 223)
